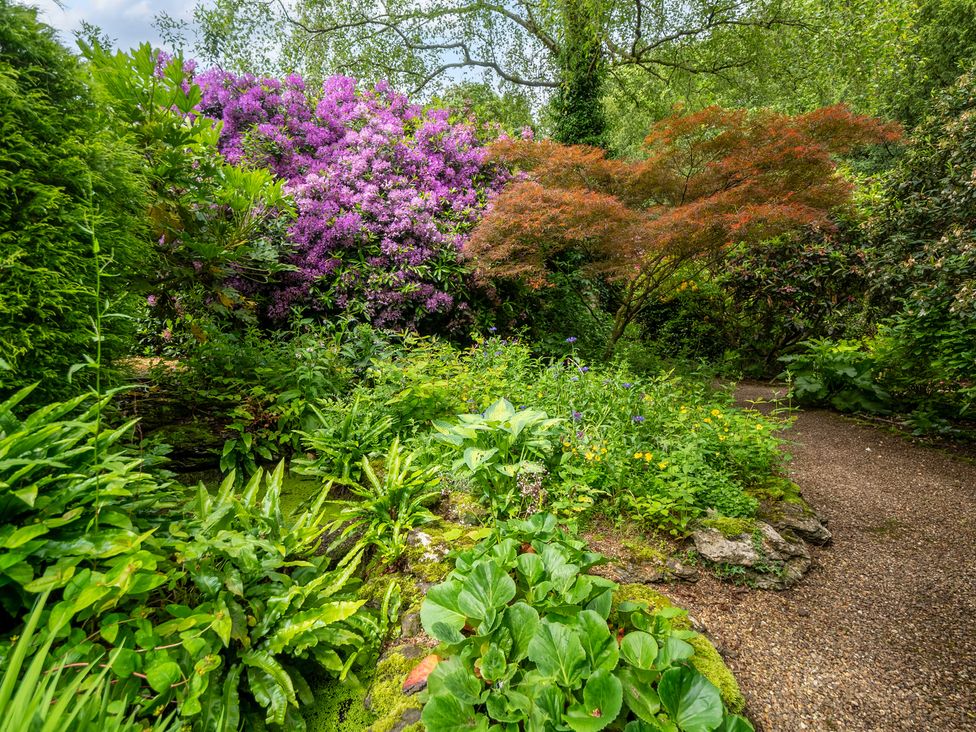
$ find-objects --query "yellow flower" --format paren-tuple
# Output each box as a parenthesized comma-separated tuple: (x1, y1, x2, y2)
(755, 424, 764, 430)
(703, 418, 712, 424)
(585, 452, 594, 461)
(711, 409, 721, 417)
(562, 440, 571, 447)
(658, 461, 668, 470)
(634, 452, 644, 459)
(595, 455, 602, 462)
(719, 435, 726, 441)
(600, 447, 607, 454)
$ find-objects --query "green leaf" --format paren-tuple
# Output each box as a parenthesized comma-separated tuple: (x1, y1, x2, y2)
(482, 398, 516, 422)
(577, 609, 619, 672)
(421, 579, 466, 640)
(463, 446, 499, 472)
(565, 669, 623, 732)
(503, 602, 539, 662)
(657, 636, 695, 669)
(658, 666, 724, 732)
(479, 644, 507, 683)
(421, 693, 490, 732)
(457, 560, 516, 621)
(146, 660, 182, 692)
(620, 631, 658, 671)
(527, 619, 586, 688)
(619, 668, 661, 723)
(428, 655, 484, 706)
(716, 716, 755, 732)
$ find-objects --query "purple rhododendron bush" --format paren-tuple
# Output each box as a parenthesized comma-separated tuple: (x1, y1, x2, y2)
(196, 71, 504, 330)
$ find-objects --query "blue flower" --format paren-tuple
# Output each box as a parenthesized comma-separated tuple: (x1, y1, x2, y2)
(566, 336, 577, 344)
(632, 415, 645, 424)
(581, 366, 589, 373)
(622, 382, 633, 389)
(571, 410, 582, 422)
(488, 326, 497, 333)
(571, 376, 579, 382)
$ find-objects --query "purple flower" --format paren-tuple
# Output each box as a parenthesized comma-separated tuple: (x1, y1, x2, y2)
(581, 366, 589, 373)
(146, 295, 158, 307)
(571, 376, 578, 382)
(571, 410, 582, 422)
(566, 337, 577, 344)
(622, 382, 633, 389)
(488, 326, 497, 333)
(632, 415, 645, 424)
(161, 328, 173, 341)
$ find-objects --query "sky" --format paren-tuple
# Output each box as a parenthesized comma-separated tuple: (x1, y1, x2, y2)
(30, 0, 195, 51)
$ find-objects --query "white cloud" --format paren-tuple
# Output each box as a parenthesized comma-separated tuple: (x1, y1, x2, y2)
(28, 0, 196, 51)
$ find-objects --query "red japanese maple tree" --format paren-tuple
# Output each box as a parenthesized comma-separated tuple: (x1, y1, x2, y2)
(466, 105, 900, 350)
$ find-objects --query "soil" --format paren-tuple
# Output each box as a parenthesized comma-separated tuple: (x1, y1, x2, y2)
(662, 382, 976, 731)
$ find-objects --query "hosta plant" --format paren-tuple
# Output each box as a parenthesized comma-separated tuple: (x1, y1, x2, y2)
(419, 514, 753, 732)
(432, 398, 562, 518)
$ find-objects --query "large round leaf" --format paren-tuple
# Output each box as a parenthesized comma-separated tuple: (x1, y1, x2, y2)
(619, 667, 661, 723)
(658, 666, 724, 732)
(457, 560, 517, 621)
(421, 693, 489, 732)
(576, 609, 619, 672)
(527, 619, 587, 688)
(565, 669, 623, 732)
(620, 631, 658, 670)
(421, 579, 467, 640)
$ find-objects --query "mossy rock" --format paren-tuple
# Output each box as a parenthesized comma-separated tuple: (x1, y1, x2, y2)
(304, 647, 428, 732)
(612, 583, 745, 714)
(699, 516, 757, 539)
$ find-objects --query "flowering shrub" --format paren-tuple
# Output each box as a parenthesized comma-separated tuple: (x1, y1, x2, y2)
(196, 72, 504, 329)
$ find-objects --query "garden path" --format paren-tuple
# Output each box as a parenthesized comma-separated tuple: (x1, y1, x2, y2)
(666, 383, 976, 732)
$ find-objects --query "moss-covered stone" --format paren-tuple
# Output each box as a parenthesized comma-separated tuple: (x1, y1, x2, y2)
(612, 584, 745, 713)
(303, 675, 375, 732)
(700, 516, 757, 539)
(688, 634, 746, 714)
(366, 647, 427, 732)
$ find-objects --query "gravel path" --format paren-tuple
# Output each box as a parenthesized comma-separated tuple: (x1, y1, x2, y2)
(666, 384, 976, 731)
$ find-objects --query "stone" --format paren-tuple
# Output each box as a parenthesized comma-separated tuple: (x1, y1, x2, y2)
(402, 654, 440, 695)
(692, 528, 762, 566)
(771, 502, 832, 545)
(665, 557, 700, 582)
(400, 611, 422, 638)
(389, 708, 422, 732)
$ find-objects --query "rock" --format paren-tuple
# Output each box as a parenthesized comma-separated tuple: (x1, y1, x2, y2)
(692, 528, 762, 566)
(400, 611, 422, 638)
(693, 521, 812, 590)
(665, 558, 700, 582)
(770, 502, 833, 545)
(402, 654, 440, 695)
(616, 562, 666, 584)
(389, 708, 422, 732)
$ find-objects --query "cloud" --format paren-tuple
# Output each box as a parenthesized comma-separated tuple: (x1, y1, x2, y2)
(29, 0, 196, 51)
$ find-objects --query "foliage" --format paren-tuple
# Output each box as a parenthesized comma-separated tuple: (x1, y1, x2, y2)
(864, 66, 976, 416)
(432, 398, 563, 518)
(0, 0, 148, 402)
(0, 595, 174, 732)
(779, 339, 892, 413)
(467, 105, 899, 353)
(325, 438, 441, 563)
(82, 42, 296, 346)
(419, 513, 753, 731)
(196, 69, 502, 330)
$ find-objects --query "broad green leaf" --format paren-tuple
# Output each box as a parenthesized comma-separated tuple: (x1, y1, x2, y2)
(479, 644, 507, 683)
(483, 398, 516, 422)
(428, 655, 484, 706)
(657, 636, 695, 669)
(516, 553, 545, 585)
(527, 619, 586, 688)
(565, 669, 623, 732)
(421, 579, 466, 639)
(619, 668, 661, 723)
(503, 602, 539, 661)
(620, 632, 658, 671)
(464, 446, 499, 472)
(577, 609, 619, 672)
(146, 660, 182, 692)
(658, 666, 724, 732)
(716, 716, 755, 732)
(457, 560, 516, 621)
(421, 692, 490, 732)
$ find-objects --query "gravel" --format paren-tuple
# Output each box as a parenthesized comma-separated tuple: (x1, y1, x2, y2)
(665, 384, 976, 731)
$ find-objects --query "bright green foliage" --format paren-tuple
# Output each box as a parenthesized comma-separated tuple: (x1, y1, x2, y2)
(780, 339, 892, 413)
(0, 384, 177, 625)
(0, 0, 148, 401)
(0, 595, 175, 731)
(420, 514, 752, 732)
(433, 398, 563, 518)
(82, 42, 295, 348)
(325, 439, 441, 563)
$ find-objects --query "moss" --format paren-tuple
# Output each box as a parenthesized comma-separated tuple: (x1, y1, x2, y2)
(746, 476, 802, 503)
(612, 584, 745, 714)
(688, 634, 746, 714)
(304, 675, 375, 732)
(620, 538, 667, 564)
(402, 520, 482, 585)
(700, 516, 757, 539)
(439, 489, 487, 525)
(366, 648, 426, 732)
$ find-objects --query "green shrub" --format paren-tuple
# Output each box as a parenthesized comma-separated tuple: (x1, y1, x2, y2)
(0, 1, 148, 401)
